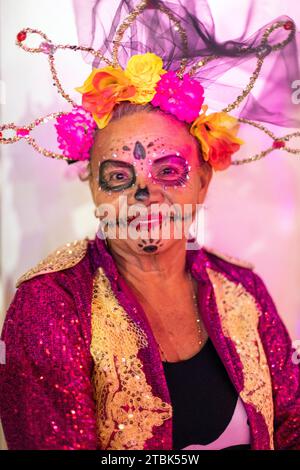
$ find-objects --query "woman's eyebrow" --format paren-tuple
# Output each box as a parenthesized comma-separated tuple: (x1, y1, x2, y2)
(152, 154, 188, 164)
(100, 159, 134, 168)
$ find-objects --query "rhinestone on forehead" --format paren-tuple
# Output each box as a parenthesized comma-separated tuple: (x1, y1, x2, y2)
(133, 141, 146, 160)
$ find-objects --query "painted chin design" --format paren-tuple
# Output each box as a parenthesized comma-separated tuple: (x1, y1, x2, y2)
(143, 245, 158, 253)
(138, 238, 164, 253)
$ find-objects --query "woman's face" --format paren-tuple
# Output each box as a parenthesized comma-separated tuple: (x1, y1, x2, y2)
(89, 110, 212, 255)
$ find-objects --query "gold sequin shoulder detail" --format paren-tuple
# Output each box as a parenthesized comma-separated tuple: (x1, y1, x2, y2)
(203, 246, 255, 270)
(16, 238, 89, 288)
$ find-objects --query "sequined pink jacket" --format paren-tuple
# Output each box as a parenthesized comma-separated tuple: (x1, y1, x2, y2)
(1, 235, 299, 450)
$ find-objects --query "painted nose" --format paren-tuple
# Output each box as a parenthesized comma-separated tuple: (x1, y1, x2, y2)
(134, 185, 150, 201)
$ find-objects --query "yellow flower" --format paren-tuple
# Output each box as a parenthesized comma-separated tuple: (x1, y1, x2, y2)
(75, 66, 136, 128)
(190, 105, 244, 171)
(124, 52, 167, 104)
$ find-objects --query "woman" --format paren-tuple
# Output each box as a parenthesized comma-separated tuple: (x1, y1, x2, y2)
(0, 0, 299, 451)
(1, 100, 300, 450)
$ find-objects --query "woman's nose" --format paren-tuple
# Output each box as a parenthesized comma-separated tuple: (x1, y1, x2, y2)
(133, 171, 151, 201)
(132, 171, 163, 205)
(134, 185, 150, 201)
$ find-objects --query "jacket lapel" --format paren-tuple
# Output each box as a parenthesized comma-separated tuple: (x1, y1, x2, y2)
(90, 238, 173, 450)
(188, 248, 274, 450)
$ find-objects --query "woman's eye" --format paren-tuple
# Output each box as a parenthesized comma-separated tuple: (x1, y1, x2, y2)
(109, 172, 128, 181)
(159, 167, 178, 176)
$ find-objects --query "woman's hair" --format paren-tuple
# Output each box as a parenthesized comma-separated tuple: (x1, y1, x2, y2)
(81, 101, 208, 181)
(108, 101, 201, 148)
(110, 101, 160, 122)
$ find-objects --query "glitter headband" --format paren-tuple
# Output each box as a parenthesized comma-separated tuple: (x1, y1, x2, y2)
(1, 0, 299, 172)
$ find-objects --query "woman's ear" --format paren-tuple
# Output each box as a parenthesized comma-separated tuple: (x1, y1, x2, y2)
(87, 161, 92, 185)
(87, 161, 97, 205)
(197, 162, 212, 204)
(78, 160, 92, 182)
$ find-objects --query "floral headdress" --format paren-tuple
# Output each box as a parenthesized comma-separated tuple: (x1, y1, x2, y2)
(1, 0, 299, 172)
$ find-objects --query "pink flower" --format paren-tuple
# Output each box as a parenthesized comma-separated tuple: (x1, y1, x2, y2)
(55, 106, 97, 161)
(151, 71, 204, 123)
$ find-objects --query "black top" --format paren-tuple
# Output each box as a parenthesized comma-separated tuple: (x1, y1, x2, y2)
(162, 338, 251, 450)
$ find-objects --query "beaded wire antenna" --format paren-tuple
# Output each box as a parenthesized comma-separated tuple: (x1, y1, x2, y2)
(0, 0, 299, 168)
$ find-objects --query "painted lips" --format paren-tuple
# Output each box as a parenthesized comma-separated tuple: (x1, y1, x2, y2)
(127, 212, 171, 230)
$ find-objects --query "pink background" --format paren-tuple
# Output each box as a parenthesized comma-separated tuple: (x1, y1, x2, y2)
(0, 0, 300, 451)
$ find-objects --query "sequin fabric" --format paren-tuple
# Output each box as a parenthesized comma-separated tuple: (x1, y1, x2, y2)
(194, 249, 300, 450)
(91, 267, 172, 449)
(0, 235, 299, 449)
(0, 251, 97, 449)
(206, 268, 274, 448)
(15, 238, 89, 288)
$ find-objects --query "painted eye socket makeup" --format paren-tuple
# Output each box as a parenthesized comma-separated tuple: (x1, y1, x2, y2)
(99, 159, 136, 191)
(150, 155, 189, 186)
(98, 154, 190, 192)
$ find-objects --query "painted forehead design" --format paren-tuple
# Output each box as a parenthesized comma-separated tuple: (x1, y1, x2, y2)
(98, 133, 193, 162)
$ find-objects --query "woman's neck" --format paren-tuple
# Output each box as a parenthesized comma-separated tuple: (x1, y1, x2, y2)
(107, 238, 188, 289)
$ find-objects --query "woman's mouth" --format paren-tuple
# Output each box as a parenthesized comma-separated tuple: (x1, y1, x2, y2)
(127, 212, 174, 231)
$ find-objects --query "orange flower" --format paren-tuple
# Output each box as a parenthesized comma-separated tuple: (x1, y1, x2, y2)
(190, 105, 244, 171)
(75, 66, 136, 128)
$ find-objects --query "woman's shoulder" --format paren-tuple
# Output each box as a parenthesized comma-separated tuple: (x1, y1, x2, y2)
(200, 245, 259, 298)
(202, 245, 255, 271)
(16, 237, 91, 288)
(3, 237, 95, 341)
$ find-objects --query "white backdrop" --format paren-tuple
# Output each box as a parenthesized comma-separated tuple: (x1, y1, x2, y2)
(1, 0, 300, 449)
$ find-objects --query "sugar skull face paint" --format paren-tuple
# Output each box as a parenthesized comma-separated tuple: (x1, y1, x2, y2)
(133, 140, 146, 160)
(98, 153, 189, 192)
(89, 110, 212, 256)
(99, 159, 136, 192)
(149, 154, 189, 187)
(138, 238, 164, 253)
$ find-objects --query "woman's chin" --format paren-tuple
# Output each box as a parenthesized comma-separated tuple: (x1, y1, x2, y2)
(124, 233, 186, 256)
(105, 218, 189, 254)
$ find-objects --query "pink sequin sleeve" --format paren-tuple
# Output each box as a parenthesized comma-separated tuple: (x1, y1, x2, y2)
(253, 272, 300, 450)
(0, 275, 98, 450)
